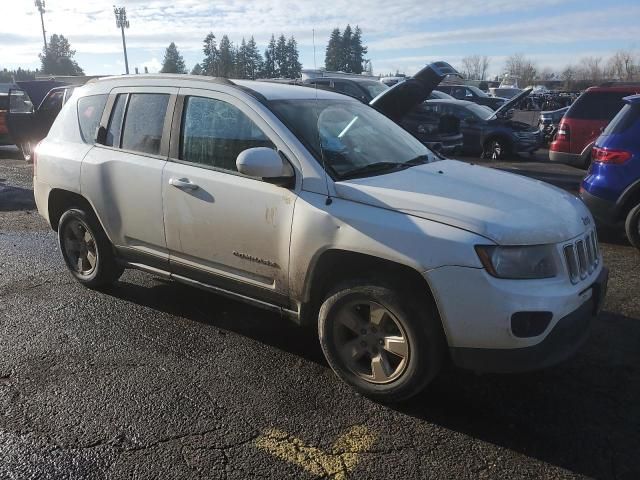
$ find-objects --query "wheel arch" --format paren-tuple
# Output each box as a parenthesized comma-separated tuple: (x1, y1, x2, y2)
(47, 189, 113, 245)
(483, 132, 513, 154)
(298, 249, 439, 327)
(615, 179, 640, 221)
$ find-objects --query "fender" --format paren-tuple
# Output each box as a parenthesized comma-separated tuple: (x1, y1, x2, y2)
(615, 177, 640, 217)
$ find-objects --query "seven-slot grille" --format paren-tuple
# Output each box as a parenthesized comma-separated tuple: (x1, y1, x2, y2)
(564, 229, 599, 284)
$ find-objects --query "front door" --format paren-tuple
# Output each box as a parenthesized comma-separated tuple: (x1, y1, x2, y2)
(162, 89, 297, 305)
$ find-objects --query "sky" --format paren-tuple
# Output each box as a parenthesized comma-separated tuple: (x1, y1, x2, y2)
(2, 0, 639, 78)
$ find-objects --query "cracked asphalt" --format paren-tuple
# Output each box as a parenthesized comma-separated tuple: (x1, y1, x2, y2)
(1, 145, 639, 479)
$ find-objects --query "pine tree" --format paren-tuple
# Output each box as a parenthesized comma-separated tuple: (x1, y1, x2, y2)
(263, 35, 277, 78)
(160, 42, 187, 74)
(190, 63, 203, 75)
(325, 28, 342, 71)
(235, 38, 248, 79)
(286, 36, 302, 79)
(246, 36, 263, 79)
(202, 32, 219, 76)
(341, 25, 353, 72)
(40, 34, 84, 75)
(217, 35, 234, 78)
(274, 34, 288, 78)
(348, 26, 367, 74)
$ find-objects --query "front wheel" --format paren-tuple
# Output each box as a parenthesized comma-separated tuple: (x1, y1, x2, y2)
(625, 203, 640, 250)
(483, 138, 510, 160)
(318, 280, 445, 402)
(58, 208, 124, 288)
(19, 142, 33, 162)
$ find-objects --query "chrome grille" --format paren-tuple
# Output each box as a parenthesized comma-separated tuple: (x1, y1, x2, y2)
(564, 229, 600, 284)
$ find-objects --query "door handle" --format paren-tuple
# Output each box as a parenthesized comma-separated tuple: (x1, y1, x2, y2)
(169, 177, 199, 190)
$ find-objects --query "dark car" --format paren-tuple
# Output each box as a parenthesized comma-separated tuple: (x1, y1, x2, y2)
(7, 81, 76, 161)
(539, 106, 569, 145)
(0, 93, 10, 145)
(303, 77, 464, 154)
(580, 94, 640, 248)
(435, 84, 507, 110)
(550, 84, 640, 169)
(424, 89, 542, 159)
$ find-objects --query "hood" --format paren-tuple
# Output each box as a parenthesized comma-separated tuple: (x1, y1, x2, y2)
(369, 61, 462, 122)
(492, 88, 532, 118)
(334, 160, 591, 245)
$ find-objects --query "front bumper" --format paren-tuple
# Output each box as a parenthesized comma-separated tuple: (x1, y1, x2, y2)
(449, 267, 608, 373)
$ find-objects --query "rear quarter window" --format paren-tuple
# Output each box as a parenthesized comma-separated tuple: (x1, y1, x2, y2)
(566, 91, 629, 120)
(603, 103, 640, 135)
(77, 94, 108, 144)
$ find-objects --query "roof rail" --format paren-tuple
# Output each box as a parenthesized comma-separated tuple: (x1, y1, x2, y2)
(598, 81, 640, 87)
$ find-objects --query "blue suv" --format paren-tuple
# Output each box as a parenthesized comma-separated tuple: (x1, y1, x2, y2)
(580, 94, 640, 248)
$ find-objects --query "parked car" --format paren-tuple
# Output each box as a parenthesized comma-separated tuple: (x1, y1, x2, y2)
(0, 93, 10, 145)
(550, 84, 640, 169)
(33, 63, 607, 402)
(539, 106, 570, 145)
(424, 88, 542, 159)
(428, 90, 454, 100)
(580, 94, 640, 249)
(435, 84, 507, 110)
(7, 81, 75, 160)
(303, 77, 464, 154)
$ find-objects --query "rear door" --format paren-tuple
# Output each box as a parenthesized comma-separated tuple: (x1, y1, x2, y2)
(82, 87, 177, 267)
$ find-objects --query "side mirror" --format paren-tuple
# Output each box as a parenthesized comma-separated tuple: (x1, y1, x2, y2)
(236, 147, 294, 186)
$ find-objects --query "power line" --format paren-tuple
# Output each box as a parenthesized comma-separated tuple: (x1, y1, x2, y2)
(113, 6, 130, 74)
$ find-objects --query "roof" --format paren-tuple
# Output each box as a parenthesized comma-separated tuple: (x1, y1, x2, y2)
(89, 74, 349, 101)
(623, 94, 640, 104)
(586, 85, 640, 93)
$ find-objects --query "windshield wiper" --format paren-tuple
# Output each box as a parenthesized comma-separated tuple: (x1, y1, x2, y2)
(339, 161, 404, 179)
(400, 154, 430, 166)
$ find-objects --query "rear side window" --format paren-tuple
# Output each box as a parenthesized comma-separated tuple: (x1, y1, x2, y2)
(77, 94, 107, 144)
(180, 96, 274, 172)
(567, 92, 628, 120)
(603, 103, 640, 135)
(121, 94, 170, 155)
(40, 91, 64, 112)
(333, 81, 365, 100)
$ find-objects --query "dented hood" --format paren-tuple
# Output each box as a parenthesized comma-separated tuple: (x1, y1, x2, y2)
(334, 160, 591, 245)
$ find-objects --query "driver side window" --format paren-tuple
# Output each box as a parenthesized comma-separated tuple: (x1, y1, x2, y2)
(180, 96, 275, 173)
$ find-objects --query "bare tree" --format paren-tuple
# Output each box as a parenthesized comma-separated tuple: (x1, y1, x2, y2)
(505, 53, 537, 87)
(480, 55, 490, 81)
(460, 54, 491, 80)
(561, 66, 576, 90)
(608, 50, 636, 80)
(579, 56, 603, 84)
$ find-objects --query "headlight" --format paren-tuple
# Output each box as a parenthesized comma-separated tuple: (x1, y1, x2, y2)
(475, 245, 557, 279)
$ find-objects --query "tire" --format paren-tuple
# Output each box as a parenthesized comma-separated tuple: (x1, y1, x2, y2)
(318, 280, 446, 402)
(625, 203, 640, 250)
(482, 137, 510, 160)
(20, 142, 32, 162)
(58, 208, 124, 288)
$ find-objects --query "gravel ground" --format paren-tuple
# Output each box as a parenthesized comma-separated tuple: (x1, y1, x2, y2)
(0, 146, 639, 480)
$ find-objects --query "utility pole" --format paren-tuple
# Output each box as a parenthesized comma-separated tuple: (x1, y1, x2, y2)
(113, 6, 130, 74)
(35, 0, 47, 51)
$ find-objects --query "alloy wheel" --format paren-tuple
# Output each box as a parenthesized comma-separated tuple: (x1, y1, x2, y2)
(62, 219, 98, 276)
(333, 300, 410, 384)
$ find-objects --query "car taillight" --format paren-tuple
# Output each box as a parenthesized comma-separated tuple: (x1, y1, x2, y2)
(592, 146, 631, 164)
(556, 122, 570, 141)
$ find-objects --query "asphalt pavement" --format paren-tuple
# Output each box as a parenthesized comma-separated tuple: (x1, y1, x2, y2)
(1, 145, 639, 479)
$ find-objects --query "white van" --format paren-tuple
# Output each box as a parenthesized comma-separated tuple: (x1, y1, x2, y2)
(32, 63, 608, 401)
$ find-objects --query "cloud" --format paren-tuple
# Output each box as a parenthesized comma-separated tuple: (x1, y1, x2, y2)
(141, 57, 162, 73)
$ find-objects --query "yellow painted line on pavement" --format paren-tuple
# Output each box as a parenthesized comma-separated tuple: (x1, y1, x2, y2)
(255, 425, 376, 479)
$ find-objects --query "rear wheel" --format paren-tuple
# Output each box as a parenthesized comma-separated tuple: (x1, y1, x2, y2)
(58, 208, 124, 288)
(625, 203, 640, 250)
(318, 280, 445, 402)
